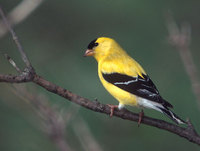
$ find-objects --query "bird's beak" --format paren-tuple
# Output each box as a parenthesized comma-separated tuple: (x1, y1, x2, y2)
(84, 49, 94, 57)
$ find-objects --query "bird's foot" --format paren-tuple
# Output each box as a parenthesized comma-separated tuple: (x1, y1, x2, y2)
(107, 104, 118, 117)
(138, 109, 144, 127)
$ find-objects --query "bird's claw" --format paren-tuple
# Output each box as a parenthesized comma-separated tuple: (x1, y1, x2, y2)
(107, 104, 118, 117)
(138, 109, 144, 127)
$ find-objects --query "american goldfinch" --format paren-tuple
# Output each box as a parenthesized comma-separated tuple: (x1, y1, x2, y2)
(84, 37, 185, 124)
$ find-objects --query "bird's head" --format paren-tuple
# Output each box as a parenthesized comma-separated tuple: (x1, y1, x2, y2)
(84, 37, 121, 61)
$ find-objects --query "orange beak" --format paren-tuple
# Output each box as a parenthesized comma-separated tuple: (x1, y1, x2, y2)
(84, 49, 95, 57)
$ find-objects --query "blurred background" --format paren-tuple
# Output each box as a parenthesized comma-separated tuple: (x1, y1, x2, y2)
(0, 0, 200, 151)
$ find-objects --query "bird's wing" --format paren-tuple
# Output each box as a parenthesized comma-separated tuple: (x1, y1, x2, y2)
(102, 72, 173, 108)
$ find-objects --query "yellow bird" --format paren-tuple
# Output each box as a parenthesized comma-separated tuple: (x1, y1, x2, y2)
(84, 37, 185, 124)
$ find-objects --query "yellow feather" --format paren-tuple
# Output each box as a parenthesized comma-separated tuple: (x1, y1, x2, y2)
(92, 37, 146, 106)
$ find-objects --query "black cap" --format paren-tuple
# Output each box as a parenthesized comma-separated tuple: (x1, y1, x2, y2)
(87, 38, 98, 49)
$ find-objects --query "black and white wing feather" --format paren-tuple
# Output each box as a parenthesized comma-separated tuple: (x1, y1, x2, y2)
(102, 72, 173, 108)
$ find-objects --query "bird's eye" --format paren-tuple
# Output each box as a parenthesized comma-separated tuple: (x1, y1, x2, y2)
(94, 42, 98, 47)
(87, 38, 99, 49)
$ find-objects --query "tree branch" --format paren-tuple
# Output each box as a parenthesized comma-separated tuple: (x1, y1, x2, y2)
(33, 74, 200, 145)
(0, 6, 200, 146)
(0, 73, 32, 83)
(2, 73, 200, 145)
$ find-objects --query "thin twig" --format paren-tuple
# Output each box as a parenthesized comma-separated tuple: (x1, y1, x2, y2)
(73, 117, 104, 151)
(0, 0, 44, 38)
(12, 85, 73, 151)
(4, 53, 21, 73)
(166, 14, 200, 109)
(0, 6, 33, 68)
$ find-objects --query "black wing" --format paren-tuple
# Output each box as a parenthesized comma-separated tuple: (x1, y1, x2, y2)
(102, 72, 173, 108)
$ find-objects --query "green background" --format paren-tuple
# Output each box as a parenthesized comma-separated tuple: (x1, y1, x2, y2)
(0, 0, 200, 150)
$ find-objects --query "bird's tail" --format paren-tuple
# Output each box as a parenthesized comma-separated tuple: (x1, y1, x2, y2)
(157, 107, 186, 124)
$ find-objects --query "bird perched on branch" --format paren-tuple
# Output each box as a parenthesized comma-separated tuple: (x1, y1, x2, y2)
(84, 37, 185, 125)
